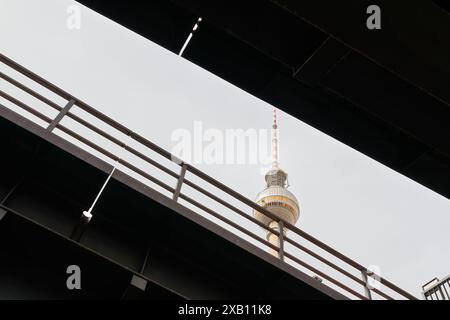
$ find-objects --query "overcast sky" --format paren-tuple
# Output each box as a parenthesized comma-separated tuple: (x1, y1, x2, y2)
(1, 0, 449, 299)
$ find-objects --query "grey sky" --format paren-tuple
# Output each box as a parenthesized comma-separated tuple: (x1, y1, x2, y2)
(1, 0, 449, 298)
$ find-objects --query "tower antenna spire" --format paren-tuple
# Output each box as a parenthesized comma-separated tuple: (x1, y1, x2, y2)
(272, 107, 279, 169)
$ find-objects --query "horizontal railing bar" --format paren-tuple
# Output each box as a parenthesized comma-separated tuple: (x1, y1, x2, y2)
(64, 111, 179, 179)
(284, 236, 366, 286)
(57, 124, 120, 160)
(76, 100, 175, 162)
(372, 274, 418, 300)
(0, 90, 52, 124)
(0, 71, 63, 112)
(284, 252, 368, 300)
(286, 225, 366, 271)
(70, 100, 175, 162)
(116, 157, 176, 194)
(0, 53, 74, 101)
(371, 288, 394, 300)
(178, 192, 279, 252)
(56, 124, 175, 194)
(127, 129, 174, 161)
(124, 143, 179, 179)
(183, 178, 280, 236)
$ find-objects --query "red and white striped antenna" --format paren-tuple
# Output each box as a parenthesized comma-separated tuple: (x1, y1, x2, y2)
(271, 107, 279, 169)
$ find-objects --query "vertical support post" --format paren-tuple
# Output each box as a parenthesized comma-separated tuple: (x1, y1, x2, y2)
(438, 285, 446, 300)
(442, 281, 450, 299)
(361, 269, 373, 300)
(173, 163, 187, 201)
(278, 220, 284, 261)
(47, 98, 76, 132)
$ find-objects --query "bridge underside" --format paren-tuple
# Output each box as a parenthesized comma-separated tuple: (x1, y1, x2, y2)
(76, 0, 450, 201)
(0, 106, 344, 300)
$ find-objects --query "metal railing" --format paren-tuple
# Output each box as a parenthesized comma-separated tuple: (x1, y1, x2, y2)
(422, 276, 450, 300)
(0, 52, 417, 300)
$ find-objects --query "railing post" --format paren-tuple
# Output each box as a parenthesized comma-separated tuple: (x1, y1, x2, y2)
(442, 280, 450, 299)
(437, 285, 446, 300)
(173, 163, 187, 201)
(278, 220, 284, 261)
(361, 269, 373, 300)
(47, 98, 76, 132)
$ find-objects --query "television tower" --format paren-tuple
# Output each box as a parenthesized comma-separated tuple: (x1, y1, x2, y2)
(253, 108, 300, 258)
